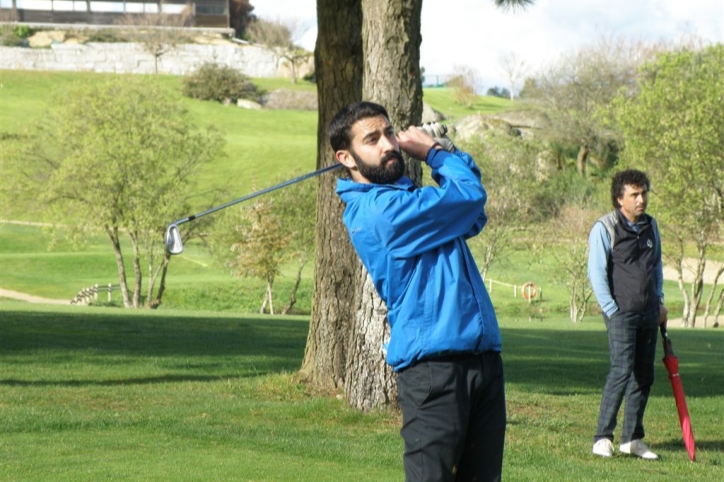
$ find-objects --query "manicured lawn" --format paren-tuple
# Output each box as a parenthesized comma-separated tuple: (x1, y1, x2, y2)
(1, 302, 723, 481)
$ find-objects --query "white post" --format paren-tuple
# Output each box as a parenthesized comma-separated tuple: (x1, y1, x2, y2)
(94, 284, 99, 301)
(514, 285, 517, 298)
(108, 283, 112, 303)
(489, 279, 493, 292)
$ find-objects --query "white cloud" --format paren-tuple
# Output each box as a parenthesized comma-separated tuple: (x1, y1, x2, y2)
(249, 0, 724, 90)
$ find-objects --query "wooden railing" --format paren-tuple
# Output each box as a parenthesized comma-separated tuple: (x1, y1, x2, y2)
(70, 283, 120, 305)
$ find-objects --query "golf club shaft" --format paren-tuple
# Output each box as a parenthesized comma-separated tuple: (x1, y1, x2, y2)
(171, 163, 343, 226)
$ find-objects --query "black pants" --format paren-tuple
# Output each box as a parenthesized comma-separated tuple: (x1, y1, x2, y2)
(396, 351, 506, 482)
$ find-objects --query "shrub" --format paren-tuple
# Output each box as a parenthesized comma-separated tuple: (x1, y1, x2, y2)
(12, 25, 33, 38)
(85, 29, 126, 43)
(0, 25, 29, 47)
(182, 62, 262, 103)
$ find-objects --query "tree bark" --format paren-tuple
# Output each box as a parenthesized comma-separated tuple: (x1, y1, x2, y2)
(344, 272, 397, 410)
(299, 0, 364, 390)
(340, 0, 424, 411)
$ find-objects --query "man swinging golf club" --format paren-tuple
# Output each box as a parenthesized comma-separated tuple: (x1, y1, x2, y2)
(330, 101, 505, 482)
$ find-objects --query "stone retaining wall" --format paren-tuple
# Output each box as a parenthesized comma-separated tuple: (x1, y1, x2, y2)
(0, 42, 287, 77)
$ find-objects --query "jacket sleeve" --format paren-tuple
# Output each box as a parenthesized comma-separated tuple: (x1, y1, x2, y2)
(588, 221, 618, 317)
(652, 218, 664, 302)
(367, 149, 487, 258)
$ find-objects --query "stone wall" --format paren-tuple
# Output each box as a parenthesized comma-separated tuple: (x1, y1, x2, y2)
(0, 42, 290, 77)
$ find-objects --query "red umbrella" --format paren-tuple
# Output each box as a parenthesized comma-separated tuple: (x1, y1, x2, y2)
(660, 326, 696, 461)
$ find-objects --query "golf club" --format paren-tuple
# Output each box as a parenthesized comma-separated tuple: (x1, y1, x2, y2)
(165, 163, 343, 255)
(164, 122, 450, 255)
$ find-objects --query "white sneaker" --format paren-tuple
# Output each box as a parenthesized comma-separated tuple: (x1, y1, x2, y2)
(592, 439, 614, 457)
(620, 440, 658, 460)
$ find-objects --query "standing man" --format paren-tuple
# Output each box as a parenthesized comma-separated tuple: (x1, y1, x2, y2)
(330, 102, 505, 482)
(588, 169, 668, 460)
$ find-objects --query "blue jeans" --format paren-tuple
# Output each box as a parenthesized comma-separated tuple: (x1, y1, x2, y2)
(594, 310, 658, 444)
(397, 351, 506, 482)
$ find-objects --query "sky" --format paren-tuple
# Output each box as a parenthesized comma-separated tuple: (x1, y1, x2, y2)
(251, 0, 724, 92)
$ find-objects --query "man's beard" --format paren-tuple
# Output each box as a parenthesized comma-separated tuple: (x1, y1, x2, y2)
(351, 149, 405, 184)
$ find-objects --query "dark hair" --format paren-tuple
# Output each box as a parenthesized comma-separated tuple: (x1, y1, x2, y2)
(328, 101, 390, 152)
(611, 169, 650, 208)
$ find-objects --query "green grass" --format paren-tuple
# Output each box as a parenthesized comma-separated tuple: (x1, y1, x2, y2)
(0, 70, 518, 312)
(0, 72, 513, 217)
(0, 221, 716, 319)
(0, 70, 720, 318)
(0, 71, 320, 221)
(1, 303, 722, 481)
(422, 87, 518, 121)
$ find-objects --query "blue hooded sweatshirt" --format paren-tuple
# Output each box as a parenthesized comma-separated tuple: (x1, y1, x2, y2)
(336, 147, 502, 371)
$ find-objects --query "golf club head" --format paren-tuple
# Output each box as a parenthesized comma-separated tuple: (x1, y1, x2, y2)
(165, 224, 184, 255)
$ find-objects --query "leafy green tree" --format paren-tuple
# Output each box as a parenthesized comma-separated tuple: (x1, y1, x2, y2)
(609, 44, 724, 327)
(225, 199, 291, 314)
(6, 77, 224, 308)
(208, 175, 316, 315)
(271, 173, 318, 315)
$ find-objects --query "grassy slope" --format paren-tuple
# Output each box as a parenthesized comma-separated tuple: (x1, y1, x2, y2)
(0, 71, 319, 221)
(0, 71, 719, 315)
(1, 302, 722, 481)
(0, 70, 517, 306)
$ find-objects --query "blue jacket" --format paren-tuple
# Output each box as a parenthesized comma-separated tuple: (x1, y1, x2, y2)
(336, 147, 502, 371)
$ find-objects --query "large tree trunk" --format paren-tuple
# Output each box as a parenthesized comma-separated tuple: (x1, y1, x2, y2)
(299, 0, 364, 390)
(341, 0, 424, 411)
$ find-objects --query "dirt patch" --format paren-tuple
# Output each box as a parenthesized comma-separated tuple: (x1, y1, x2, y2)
(0, 288, 70, 305)
(662, 258, 723, 284)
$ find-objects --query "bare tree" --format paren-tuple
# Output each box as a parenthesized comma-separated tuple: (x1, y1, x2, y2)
(447, 64, 479, 108)
(116, 3, 193, 74)
(246, 17, 313, 83)
(498, 51, 528, 100)
(543, 206, 598, 323)
(526, 34, 665, 176)
(462, 133, 540, 279)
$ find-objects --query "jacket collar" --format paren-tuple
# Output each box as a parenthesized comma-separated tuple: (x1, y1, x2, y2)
(336, 176, 416, 196)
